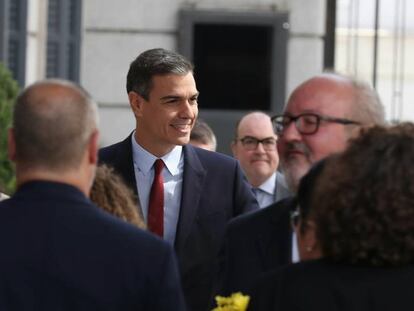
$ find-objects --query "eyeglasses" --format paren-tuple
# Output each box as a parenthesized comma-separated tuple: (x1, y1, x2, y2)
(290, 208, 300, 228)
(271, 113, 360, 135)
(237, 136, 277, 151)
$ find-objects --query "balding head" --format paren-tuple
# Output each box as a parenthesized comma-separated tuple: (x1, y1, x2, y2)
(12, 79, 99, 173)
(232, 111, 279, 187)
(290, 73, 385, 126)
(277, 72, 385, 192)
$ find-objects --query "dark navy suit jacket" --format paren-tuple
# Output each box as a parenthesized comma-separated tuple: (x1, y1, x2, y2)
(219, 197, 296, 295)
(249, 259, 414, 311)
(0, 181, 185, 311)
(99, 135, 259, 311)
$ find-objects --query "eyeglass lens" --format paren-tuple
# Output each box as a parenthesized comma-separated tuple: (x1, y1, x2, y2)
(240, 137, 277, 150)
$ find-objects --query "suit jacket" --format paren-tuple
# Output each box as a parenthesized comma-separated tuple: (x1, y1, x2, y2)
(249, 259, 414, 311)
(99, 135, 259, 311)
(0, 181, 185, 311)
(273, 171, 291, 204)
(219, 197, 295, 295)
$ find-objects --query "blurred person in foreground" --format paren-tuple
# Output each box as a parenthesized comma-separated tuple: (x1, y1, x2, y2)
(250, 123, 414, 310)
(0, 79, 185, 310)
(90, 164, 146, 229)
(189, 118, 217, 151)
(231, 111, 290, 208)
(219, 72, 386, 295)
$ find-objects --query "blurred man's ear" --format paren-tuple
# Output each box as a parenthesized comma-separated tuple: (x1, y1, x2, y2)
(8, 128, 16, 162)
(128, 91, 145, 119)
(88, 129, 100, 165)
(230, 140, 238, 157)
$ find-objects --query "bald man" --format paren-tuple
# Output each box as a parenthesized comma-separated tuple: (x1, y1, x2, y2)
(219, 73, 386, 295)
(0, 79, 185, 310)
(231, 112, 290, 208)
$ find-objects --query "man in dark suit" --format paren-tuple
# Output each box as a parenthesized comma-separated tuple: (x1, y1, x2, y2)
(219, 72, 386, 295)
(0, 79, 185, 310)
(99, 48, 258, 311)
(231, 111, 291, 208)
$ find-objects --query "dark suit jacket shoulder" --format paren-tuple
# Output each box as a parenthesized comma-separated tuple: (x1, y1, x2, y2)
(0, 181, 185, 311)
(99, 135, 136, 192)
(219, 197, 295, 295)
(250, 259, 414, 311)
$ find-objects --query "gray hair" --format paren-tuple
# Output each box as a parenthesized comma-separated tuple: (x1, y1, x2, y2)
(321, 71, 386, 126)
(349, 78, 386, 126)
(13, 79, 98, 172)
(190, 119, 217, 151)
(126, 48, 194, 99)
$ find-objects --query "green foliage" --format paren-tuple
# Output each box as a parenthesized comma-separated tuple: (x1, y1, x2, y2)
(0, 63, 19, 194)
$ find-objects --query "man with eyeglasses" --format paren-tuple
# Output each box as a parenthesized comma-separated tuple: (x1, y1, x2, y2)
(231, 112, 290, 208)
(218, 72, 386, 296)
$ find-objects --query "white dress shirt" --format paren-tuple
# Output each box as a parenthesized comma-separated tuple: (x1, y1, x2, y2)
(131, 134, 183, 245)
(254, 173, 276, 208)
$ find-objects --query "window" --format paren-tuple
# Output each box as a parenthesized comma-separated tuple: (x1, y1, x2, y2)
(179, 9, 289, 113)
(46, 0, 81, 81)
(0, 0, 27, 86)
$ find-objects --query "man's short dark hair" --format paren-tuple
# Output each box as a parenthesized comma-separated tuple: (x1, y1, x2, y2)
(126, 48, 194, 100)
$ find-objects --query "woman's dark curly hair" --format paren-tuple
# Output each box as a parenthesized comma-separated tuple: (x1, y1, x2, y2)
(312, 122, 414, 266)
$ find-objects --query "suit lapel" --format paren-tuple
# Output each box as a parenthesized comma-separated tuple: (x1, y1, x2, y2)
(174, 145, 206, 254)
(274, 172, 291, 202)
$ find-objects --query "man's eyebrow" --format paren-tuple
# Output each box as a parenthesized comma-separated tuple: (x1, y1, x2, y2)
(160, 95, 181, 101)
(160, 93, 199, 101)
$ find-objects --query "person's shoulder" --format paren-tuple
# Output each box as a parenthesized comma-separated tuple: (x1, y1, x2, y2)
(229, 197, 294, 230)
(95, 206, 169, 250)
(185, 144, 237, 166)
(99, 135, 131, 159)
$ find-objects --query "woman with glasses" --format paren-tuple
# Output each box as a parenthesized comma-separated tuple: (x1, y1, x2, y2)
(249, 123, 414, 311)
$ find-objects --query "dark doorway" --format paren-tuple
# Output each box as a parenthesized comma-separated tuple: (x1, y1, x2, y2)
(194, 24, 272, 111)
(179, 10, 289, 155)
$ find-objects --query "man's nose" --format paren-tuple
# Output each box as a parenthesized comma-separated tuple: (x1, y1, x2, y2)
(254, 141, 266, 153)
(179, 100, 196, 118)
(279, 121, 302, 142)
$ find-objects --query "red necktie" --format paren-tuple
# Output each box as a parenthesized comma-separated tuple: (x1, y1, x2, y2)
(148, 159, 164, 237)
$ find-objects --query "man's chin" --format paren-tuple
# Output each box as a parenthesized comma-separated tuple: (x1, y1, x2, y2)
(175, 137, 190, 146)
(282, 163, 310, 193)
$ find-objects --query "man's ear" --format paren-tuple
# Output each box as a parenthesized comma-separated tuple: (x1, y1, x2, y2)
(302, 220, 321, 256)
(230, 140, 238, 157)
(88, 129, 100, 165)
(8, 128, 16, 162)
(128, 91, 146, 118)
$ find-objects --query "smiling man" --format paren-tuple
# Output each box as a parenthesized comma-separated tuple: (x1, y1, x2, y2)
(99, 48, 258, 311)
(231, 112, 290, 208)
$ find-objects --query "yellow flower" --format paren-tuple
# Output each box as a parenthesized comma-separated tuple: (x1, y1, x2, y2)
(212, 292, 250, 311)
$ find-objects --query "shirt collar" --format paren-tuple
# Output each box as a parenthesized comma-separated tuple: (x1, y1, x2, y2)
(131, 132, 183, 176)
(258, 172, 276, 195)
